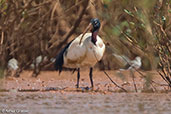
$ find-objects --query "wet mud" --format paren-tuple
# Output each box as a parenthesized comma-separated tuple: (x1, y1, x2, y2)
(0, 70, 170, 114)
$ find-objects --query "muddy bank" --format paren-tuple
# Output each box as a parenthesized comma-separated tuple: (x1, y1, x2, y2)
(0, 92, 171, 114)
(2, 70, 169, 92)
(0, 70, 170, 114)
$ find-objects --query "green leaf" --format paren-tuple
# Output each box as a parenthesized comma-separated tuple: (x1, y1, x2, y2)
(102, 0, 112, 8)
(124, 9, 134, 16)
(168, 9, 171, 13)
(112, 26, 121, 36)
(126, 29, 131, 34)
(121, 21, 129, 28)
(140, 23, 145, 28)
(129, 22, 135, 26)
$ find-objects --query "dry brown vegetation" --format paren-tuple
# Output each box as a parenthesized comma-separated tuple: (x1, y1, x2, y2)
(0, 0, 170, 86)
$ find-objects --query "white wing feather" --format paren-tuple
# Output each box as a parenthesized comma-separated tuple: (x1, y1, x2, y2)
(64, 33, 105, 68)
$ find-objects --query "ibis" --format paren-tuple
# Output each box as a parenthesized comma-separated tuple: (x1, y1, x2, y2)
(112, 54, 142, 71)
(55, 18, 105, 88)
(8, 58, 19, 71)
(7, 58, 19, 77)
(113, 54, 142, 90)
(126, 56, 142, 71)
(30, 56, 48, 69)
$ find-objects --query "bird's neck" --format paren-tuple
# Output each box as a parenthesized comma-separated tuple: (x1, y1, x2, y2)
(91, 31, 98, 45)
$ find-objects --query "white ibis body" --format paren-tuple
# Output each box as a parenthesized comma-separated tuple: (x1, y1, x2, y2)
(7, 58, 19, 77)
(113, 54, 142, 71)
(55, 18, 105, 88)
(8, 58, 19, 70)
(127, 56, 142, 70)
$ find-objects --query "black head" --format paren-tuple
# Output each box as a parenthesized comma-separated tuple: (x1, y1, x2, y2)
(90, 18, 101, 32)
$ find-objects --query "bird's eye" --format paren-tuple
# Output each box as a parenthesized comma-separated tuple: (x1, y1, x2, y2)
(94, 21, 98, 26)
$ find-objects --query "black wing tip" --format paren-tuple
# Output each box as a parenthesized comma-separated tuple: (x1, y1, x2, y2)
(123, 63, 131, 70)
(54, 40, 73, 74)
(54, 56, 63, 73)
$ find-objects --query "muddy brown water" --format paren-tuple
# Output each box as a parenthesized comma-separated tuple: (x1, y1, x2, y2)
(0, 70, 171, 114)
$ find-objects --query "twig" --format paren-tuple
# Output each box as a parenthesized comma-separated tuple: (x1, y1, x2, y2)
(1, 31, 4, 45)
(109, 45, 170, 89)
(151, 79, 169, 86)
(150, 82, 157, 92)
(50, 0, 88, 21)
(103, 70, 127, 92)
(136, 68, 171, 88)
(130, 70, 137, 92)
(92, 46, 127, 92)
(153, 21, 167, 38)
(49, 0, 89, 50)
(157, 70, 171, 87)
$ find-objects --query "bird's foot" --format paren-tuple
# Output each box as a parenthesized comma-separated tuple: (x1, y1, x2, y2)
(75, 84, 94, 91)
(80, 86, 93, 91)
(87, 86, 94, 91)
(75, 84, 79, 88)
(32, 73, 38, 77)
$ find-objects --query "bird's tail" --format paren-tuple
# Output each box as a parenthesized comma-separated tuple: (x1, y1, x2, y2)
(54, 59, 62, 74)
(54, 41, 73, 74)
(54, 52, 64, 74)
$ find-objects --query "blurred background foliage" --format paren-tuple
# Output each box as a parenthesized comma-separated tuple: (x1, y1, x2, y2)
(0, 0, 170, 79)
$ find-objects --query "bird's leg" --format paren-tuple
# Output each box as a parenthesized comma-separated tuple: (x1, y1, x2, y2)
(89, 67, 94, 88)
(72, 68, 77, 74)
(76, 68, 80, 88)
(130, 69, 137, 92)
